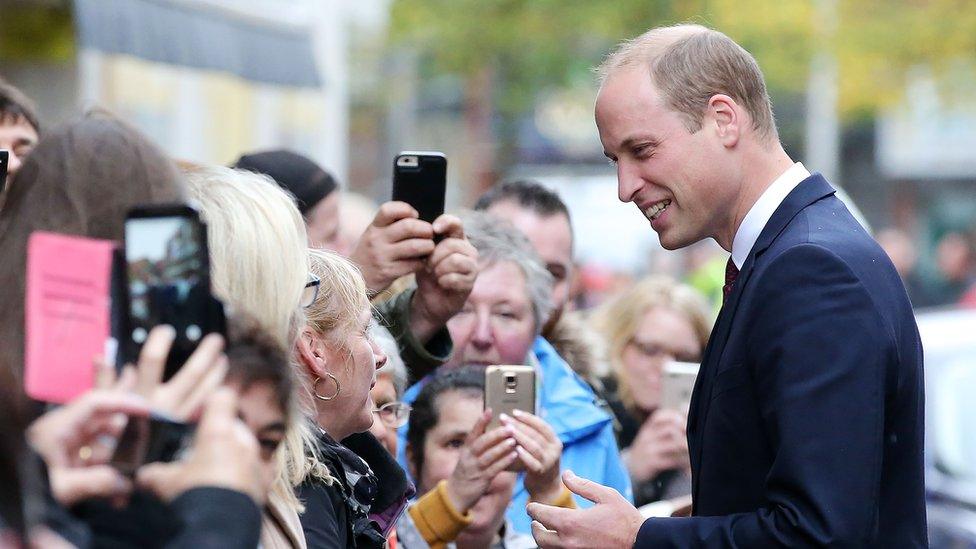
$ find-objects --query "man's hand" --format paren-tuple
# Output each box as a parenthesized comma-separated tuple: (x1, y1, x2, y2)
(27, 385, 149, 507)
(528, 470, 644, 549)
(410, 213, 478, 342)
(350, 202, 436, 295)
(445, 409, 518, 513)
(502, 410, 564, 504)
(623, 409, 689, 483)
(136, 388, 265, 504)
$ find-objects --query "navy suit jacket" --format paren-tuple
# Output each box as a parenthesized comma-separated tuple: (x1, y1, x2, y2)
(635, 175, 927, 548)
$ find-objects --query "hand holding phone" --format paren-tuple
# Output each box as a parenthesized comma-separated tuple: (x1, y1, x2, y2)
(392, 152, 446, 224)
(111, 326, 228, 473)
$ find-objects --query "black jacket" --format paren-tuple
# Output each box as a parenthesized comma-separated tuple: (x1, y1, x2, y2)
(298, 431, 412, 549)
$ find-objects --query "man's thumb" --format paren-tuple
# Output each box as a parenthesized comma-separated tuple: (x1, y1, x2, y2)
(563, 470, 610, 504)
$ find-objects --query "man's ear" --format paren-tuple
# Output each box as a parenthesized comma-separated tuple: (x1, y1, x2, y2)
(295, 327, 328, 378)
(706, 94, 741, 148)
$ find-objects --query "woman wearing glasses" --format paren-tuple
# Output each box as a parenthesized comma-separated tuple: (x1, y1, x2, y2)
(294, 249, 414, 549)
(368, 321, 412, 456)
(589, 276, 712, 508)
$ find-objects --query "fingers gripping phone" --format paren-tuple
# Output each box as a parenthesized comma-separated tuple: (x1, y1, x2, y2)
(120, 204, 225, 381)
(392, 151, 447, 225)
(484, 365, 536, 431)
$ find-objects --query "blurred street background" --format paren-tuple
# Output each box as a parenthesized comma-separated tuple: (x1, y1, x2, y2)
(3, 0, 976, 310)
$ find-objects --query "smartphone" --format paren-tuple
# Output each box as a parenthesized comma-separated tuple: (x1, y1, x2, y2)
(660, 361, 700, 414)
(112, 412, 194, 476)
(121, 204, 223, 381)
(0, 149, 8, 193)
(392, 151, 447, 225)
(484, 365, 536, 431)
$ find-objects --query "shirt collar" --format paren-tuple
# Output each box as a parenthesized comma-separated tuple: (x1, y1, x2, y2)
(730, 162, 810, 269)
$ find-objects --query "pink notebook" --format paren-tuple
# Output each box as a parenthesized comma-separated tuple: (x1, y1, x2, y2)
(24, 231, 116, 403)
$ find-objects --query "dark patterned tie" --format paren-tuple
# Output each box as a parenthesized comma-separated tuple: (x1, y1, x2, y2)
(723, 257, 739, 303)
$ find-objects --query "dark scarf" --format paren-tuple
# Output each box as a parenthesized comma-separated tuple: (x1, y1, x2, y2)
(317, 430, 413, 547)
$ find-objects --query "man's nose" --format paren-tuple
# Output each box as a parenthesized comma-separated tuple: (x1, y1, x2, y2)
(616, 162, 640, 203)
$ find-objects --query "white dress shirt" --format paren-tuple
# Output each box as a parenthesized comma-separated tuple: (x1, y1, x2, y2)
(730, 162, 811, 269)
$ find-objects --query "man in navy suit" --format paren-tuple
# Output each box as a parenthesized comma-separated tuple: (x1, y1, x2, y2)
(528, 24, 926, 548)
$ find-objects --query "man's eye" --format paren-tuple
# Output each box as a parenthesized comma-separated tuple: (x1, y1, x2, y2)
(447, 439, 465, 449)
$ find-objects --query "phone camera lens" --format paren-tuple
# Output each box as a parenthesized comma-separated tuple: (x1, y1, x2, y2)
(186, 325, 202, 341)
(132, 327, 147, 343)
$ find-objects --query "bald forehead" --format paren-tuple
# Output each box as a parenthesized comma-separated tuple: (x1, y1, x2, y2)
(597, 24, 708, 86)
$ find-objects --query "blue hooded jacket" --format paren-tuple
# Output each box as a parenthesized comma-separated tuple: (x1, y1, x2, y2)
(397, 336, 632, 535)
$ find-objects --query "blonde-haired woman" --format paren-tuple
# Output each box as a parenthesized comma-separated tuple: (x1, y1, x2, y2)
(294, 249, 413, 549)
(185, 165, 318, 548)
(589, 276, 712, 507)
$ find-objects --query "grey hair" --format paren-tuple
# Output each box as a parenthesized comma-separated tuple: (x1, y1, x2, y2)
(370, 320, 408, 398)
(459, 210, 554, 333)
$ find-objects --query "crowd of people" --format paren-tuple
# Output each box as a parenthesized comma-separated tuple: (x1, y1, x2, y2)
(0, 65, 707, 548)
(0, 21, 934, 549)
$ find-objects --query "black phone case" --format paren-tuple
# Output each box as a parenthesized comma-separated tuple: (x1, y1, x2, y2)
(0, 150, 8, 193)
(120, 204, 225, 381)
(392, 152, 447, 225)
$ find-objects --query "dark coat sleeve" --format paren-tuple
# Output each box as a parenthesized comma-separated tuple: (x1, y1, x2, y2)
(636, 244, 895, 548)
(297, 481, 347, 549)
(165, 487, 261, 548)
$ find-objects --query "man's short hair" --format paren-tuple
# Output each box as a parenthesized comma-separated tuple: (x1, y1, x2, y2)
(0, 77, 40, 133)
(597, 24, 776, 141)
(474, 179, 571, 221)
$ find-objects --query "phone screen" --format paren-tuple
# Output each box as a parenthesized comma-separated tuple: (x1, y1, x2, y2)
(124, 211, 212, 379)
(126, 216, 206, 343)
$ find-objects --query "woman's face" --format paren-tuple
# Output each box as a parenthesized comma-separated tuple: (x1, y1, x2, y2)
(230, 380, 286, 496)
(620, 306, 702, 412)
(446, 261, 537, 368)
(306, 192, 340, 250)
(414, 391, 515, 536)
(316, 305, 387, 439)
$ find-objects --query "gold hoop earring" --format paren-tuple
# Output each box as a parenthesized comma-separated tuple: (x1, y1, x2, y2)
(313, 373, 341, 401)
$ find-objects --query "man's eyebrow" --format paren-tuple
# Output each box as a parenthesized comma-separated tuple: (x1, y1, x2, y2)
(620, 135, 661, 151)
(604, 135, 661, 160)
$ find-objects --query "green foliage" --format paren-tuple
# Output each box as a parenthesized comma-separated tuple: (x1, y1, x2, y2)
(0, 4, 75, 62)
(389, 0, 976, 118)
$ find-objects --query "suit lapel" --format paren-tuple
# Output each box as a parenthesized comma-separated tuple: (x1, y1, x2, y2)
(686, 174, 837, 509)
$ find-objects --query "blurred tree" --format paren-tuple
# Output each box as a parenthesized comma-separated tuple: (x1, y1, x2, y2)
(389, 0, 976, 145)
(0, 1, 75, 62)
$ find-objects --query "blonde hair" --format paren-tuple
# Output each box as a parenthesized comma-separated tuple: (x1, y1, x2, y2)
(597, 24, 777, 141)
(289, 248, 370, 485)
(185, 166, 308, 347)
(184, 165, 326, 509)
(589, 276, 712, 416)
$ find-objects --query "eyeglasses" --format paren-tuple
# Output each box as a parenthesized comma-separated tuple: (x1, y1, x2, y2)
(372, 401, 412, 429)
(301, 273, 321, 308)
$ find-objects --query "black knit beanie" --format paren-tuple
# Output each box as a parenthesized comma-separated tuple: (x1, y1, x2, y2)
(233, 149, 338, 216)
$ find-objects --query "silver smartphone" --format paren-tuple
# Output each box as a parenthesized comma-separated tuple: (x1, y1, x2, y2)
(484, 365, 536, 431)
(660, 361, 700, 414)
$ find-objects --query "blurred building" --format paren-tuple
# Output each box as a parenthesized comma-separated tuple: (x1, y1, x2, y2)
(3, 0, 350, 180)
